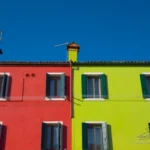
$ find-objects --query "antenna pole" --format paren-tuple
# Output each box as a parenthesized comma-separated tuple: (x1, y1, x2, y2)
(54, 42, 69, 47)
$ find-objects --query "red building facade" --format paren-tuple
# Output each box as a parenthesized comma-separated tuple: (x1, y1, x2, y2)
(0, 62, 72, 150)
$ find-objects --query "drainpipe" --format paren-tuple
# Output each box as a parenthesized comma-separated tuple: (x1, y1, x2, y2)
(70, 61, 73, 118)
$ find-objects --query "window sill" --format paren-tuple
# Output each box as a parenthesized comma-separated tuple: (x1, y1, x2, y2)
(84, 98, 105, 101)
(45, 97, 65, 101)
(145, 98, 150, 101)
(0, 98, 7, 101)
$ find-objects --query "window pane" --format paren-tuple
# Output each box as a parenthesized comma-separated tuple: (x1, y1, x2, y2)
(88, 127, 94, 150)
(50, 79, 55, 98)
(53, 126, 59, 149)
(46, 126, 51, 149)
(95, 127, 102, 150)
(146, 77, 150, 96)
(87, 77, 94, 98)
(95, 78, 100, 98)
(56, 78, 61, 97)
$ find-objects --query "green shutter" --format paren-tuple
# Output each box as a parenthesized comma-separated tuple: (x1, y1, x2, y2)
(60, 74, 65, 98)
(100, 74, 108, 99)
(58, 122, 62, 150)
(102, 122, 108, 150)
(140, 74, 148, 98)
(82, 123, 88, 150)
(41, 123, 46, 149)
(46, 73, 50, 98)
(82, 75, 87, 98)
(0, 74, 8, 98)
(148, 123, 150, 132)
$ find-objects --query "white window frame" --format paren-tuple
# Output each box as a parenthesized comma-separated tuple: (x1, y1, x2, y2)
(42, 121, 63, 150)
(142, 72, 150, 101)
(85, 121, 106, 124)
(0, 73, 10, 101)
(84, 72, 105, 101)
(45, 72, 66, 101)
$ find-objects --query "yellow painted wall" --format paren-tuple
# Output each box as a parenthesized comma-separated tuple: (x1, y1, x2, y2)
(72, 66, 150, 150)
(68, 50, 78, 62)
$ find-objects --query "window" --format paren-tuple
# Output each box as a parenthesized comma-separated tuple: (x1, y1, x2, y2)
(82, 122, 108, 150)
(140, 74, 150, 99)
(82, 73, 108, 99)
(41, 122, 62, 150)
(0, 73, 9, 100)
(46, 73, 65, 100)
(87, 76, 101, 98)
(88, 125, 103, 150)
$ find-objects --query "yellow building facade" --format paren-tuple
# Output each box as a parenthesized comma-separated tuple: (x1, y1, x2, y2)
(67, 42, 150, 150)
(72, 64, 150, 150)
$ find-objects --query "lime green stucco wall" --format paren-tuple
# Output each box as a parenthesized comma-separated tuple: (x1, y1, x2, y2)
(72, 66, 150, 150)
(68, 50, 78, 62)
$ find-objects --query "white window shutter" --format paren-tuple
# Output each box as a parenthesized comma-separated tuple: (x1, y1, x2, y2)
(102, 122, 108, 150)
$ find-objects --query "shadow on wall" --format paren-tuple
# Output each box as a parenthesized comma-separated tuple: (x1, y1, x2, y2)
(65, 76, 70, 101)
(63, 125, 67, 150)
(105, 75, 109, 99)
(0, 125, 7, 150)
(7, 76, 12, 101)
(108, 124, 113, 150)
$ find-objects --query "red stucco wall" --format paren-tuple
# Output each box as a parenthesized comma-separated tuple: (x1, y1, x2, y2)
(0, 65, 71, 150)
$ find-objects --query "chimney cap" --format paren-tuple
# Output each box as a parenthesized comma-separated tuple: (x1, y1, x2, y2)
(67, 41, 80, 51)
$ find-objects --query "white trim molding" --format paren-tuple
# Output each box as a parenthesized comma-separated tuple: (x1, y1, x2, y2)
(43, 121, 63, 124)
(45, 97, 65, 101)
(85, 121, 106, 124)
(142, 72, 150, 75)
(47, 72, 64, 75)
(145, 98, 150, 101)
(84, 72, 104, 75)
(0, 73, 10, 75)
(84, 98, 105, 101)
(0, 98, 8, 101)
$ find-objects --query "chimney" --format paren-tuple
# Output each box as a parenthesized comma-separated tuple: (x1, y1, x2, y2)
(67, 41, 80, 62)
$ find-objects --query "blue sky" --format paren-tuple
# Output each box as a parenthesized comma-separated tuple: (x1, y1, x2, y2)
(0, 0, 150, 61)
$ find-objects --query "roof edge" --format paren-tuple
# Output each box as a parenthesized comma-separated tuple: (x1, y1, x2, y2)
(73, 61, 150, 66)
(0, 61, 70, 66)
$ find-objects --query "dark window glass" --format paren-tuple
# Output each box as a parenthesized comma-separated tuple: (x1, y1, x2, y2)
(43, 124, 60, 150)
(49, 76, 61, 98)
(88, 125, 103, 150)
(87, 76, 100, 98)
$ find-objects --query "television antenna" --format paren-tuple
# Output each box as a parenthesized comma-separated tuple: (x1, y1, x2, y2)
(54, 42, 69, 47)
(54, 42, 69, 61)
